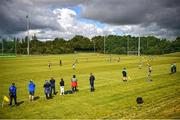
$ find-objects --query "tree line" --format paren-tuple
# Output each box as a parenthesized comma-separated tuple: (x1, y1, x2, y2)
(0, 35, 180, 55)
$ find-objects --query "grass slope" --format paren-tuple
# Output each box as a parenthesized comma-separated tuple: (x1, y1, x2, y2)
(0, 53, 179, 119)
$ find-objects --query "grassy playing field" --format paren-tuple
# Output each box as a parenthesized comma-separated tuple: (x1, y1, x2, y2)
(0, 53, 179, 119)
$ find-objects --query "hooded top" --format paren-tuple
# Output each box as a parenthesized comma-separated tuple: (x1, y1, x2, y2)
(29, 81, 35, 92)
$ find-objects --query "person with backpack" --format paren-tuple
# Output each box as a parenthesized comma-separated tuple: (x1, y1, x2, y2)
(71, 75, 77, 92)
(44, 80, 51, 99)
(9, 83, 17, 106)
(122, 68, 127, 82)
(89, 73, 95, 92)
(28, 80, 35, 101)
(50, 77, 56, 95)
(60, 78, 65, 95)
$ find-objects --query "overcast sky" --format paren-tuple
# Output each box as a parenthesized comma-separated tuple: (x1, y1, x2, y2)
(0, 0, 180, 40)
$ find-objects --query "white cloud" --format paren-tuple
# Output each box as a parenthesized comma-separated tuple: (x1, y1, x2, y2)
(51, 8, 114, 39)
(53, 8, 77, 30)
(11, 8, 115, 40)
(11, 8, 176, 41)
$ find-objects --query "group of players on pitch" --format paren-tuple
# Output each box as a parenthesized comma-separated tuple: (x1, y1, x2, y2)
(8, 59, 177, 106)
(8, 72, 95, 106)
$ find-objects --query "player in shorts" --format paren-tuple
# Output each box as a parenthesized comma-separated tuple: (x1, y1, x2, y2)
(28, 80, 35, 101)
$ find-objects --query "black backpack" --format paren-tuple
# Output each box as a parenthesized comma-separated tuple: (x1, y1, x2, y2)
(136, 97, 143, 104)
(64, 91, 68, 95)
(64, 90, 73, 95)
(68, 90, 73, 94)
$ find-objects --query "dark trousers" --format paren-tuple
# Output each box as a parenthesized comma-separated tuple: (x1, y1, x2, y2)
(10, 95, 17, 106)
(72, 86, 77, 91)
(51, 86, 56, 95)
(171, 67, 177, 73)
(174, 67, 176, 73)
(171, 67, 174, 73)
(90, 83, 94, 92)
(45, 93, 49, 99)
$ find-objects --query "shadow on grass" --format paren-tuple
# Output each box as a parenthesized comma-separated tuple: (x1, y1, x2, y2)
(16, 101, 24, 106)
(34, 96, 40, 101)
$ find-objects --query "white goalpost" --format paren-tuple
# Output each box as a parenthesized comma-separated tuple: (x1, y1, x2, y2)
(127, 35, 141, 56)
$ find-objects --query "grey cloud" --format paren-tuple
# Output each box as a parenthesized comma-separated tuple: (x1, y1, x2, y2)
(81, 0, 180, 37)
(0, 0, 179, 39)
(0, 0, 85, 35)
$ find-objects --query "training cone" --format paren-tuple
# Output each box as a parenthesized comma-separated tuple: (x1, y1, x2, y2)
(128, 76, 131, 80)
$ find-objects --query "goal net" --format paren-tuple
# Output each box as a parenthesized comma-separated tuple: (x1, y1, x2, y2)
(0, 39, 16, 56)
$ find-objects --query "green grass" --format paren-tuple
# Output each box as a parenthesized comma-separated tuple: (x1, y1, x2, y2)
(0, 53, 180, 119)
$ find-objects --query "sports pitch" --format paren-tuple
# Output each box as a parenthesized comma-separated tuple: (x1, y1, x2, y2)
(0, 53, 179, 119)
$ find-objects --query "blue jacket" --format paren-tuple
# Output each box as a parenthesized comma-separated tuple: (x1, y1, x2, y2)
(9, 85, 16, 96)
(29, 82, 35, 92)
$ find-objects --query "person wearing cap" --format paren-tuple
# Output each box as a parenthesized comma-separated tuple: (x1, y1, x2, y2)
(122, 68, 127, 82)
(28, 80, 35, 101)
(50, 77, 56, 95)
(9, 83, 17, 106)
(44, 80, 51, 99)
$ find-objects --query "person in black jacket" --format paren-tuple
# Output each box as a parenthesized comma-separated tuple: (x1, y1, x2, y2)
(60, 78, 65, 95)
(50, 77, 56, 95)
(173, 62, 177, 73)
(122, 68, 127, 82)
(89, 73, 95, 92)
(44, 80, 51, 99)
